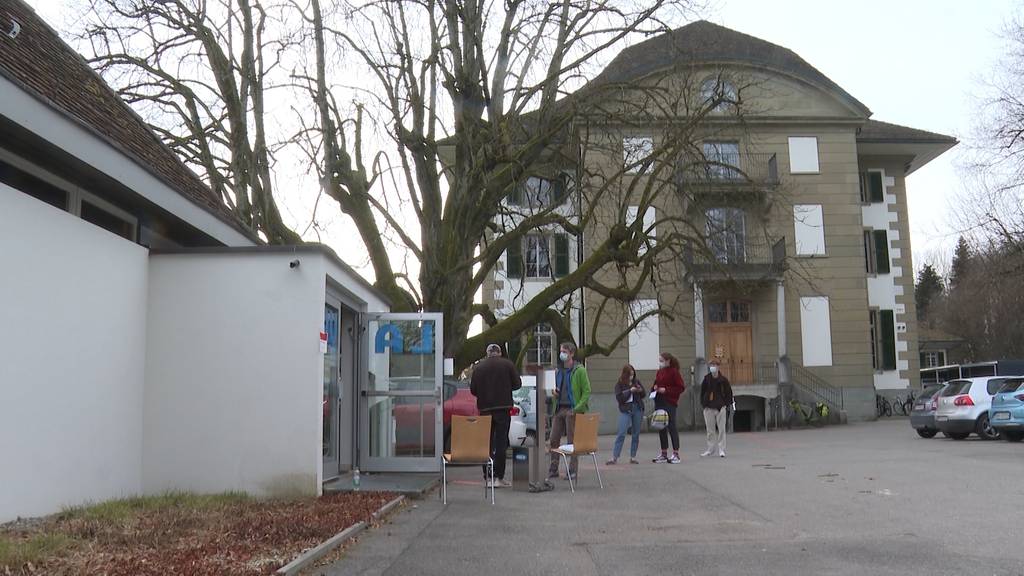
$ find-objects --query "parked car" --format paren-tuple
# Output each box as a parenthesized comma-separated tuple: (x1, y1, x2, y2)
(511, 383, 538, 446)
(989, 377, 1024, 442)
(934, 377, 1017, 440)
(909, 384, 945, 438)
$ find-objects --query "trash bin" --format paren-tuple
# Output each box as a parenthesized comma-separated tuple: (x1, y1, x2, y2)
(512, 447, 530, 491)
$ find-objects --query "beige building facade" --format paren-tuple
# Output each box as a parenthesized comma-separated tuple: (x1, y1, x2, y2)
(487, 21, 955, 428)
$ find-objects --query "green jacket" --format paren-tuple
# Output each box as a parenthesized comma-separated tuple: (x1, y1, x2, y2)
(550, 364, 591, 414)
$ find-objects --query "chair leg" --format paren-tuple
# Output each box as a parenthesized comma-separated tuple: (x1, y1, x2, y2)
(488, 459, 495, 505)
(442, 461, 448, 505)
(592, 453, 604, 489)
(562, 453, 574, 494)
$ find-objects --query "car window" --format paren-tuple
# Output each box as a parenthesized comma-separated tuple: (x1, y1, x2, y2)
(443, 383, 457, 401)
(920, 386, 941, 400)
(940, 381, 969, 397)
(987, 378, 1008, 395)
(997, 378, 1024, 394)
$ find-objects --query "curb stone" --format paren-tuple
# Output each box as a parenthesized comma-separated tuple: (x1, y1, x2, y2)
(275, 495, 405, 576)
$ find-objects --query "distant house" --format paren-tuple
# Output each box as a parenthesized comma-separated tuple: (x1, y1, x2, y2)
(485, 21, 957, 428)
(918, 326, 968, 368)
(0, 1, 440, 523)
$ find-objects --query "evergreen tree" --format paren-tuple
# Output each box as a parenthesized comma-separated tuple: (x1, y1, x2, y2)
(949, 236, 972, 291)
(915, 264, 944, 321)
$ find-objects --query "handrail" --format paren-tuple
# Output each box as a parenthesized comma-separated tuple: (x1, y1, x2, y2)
(677, 152, 780, 186)
(788, 361, 843, 410)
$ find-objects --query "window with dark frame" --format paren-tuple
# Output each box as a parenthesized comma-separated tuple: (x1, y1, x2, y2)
(863, 229, 890, 274)
(869, 309, 897, 371)
(859, 170, 884, 203)
(507, 175, 568, 207)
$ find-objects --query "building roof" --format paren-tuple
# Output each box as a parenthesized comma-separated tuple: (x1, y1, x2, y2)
(584, 20, 871, 115)
(0, 0, 251, 239)
(857, 119, 958, 144)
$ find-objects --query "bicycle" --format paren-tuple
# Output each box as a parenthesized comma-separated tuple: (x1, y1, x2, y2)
(891, 391, 915, 416)
(875, 394, 892, 418)
(789, 399, 829, 427)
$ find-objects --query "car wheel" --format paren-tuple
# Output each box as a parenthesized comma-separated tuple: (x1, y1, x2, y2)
(948, 432, 970, 440)
(916, 428, 938, 439)
(1003, 431, 1024, 443)
(976, 414, 1000, 440)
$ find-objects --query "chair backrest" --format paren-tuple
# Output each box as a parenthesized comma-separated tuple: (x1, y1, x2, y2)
(450, 414, 492, 462)
(573, 413, 600, 453)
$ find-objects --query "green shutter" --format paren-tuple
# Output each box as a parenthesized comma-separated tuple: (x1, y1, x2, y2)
(506, 239, 523, 279)
(873, 229, 890, 274)
(868, 172, 884, 203)
(880, 309, 897, 370)
(506, 337, 523, 367)
(554, 234, 570, 277)
(506, 183, 523, 206)
(553, 176, 568, 205)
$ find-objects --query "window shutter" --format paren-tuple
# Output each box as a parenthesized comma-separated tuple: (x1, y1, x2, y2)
(554, 234, 570, 277)
(868, 172, 884, 203)
(553, 176, 568, 206)
(506, 240, 523, 279)
(506, 183, 523, 206)
(880, 309, 897, 370)
(873, 230, 890, 274)
(863, 230, 873, 273)
(506, 337, 523, 367)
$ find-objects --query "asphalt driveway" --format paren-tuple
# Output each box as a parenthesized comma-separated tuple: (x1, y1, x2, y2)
(317, 420, 1024, 576)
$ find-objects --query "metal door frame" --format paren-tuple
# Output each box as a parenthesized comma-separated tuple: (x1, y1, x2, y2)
(359, 312, 444, 473)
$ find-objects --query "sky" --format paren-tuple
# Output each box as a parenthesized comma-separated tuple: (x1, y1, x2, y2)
(26, 0, 1019, 276)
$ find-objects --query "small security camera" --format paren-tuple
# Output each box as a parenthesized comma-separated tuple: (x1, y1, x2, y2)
(289, 259, 300, 269)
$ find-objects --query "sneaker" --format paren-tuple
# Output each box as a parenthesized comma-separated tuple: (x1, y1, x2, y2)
(629, 458, 640, 464)
(497, 479, 512, 488)
(605, 459, 617, 465)
(652, 454, 669, 463)
(668, 453, 681, 464)
(486, 479, 499, 488)
(700, 450, 713, 457)
(719, 449, 726, 458)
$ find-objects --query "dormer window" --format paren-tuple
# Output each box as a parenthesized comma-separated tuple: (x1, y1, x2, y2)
(700, 77, 737, 112)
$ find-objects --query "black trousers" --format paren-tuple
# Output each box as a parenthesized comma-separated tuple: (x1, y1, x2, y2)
(482, 409, 511, 480)
(657, 404, 679, 451)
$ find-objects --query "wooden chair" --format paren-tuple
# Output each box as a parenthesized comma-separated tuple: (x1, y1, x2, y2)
(441, 415, 494, 505)
(551, 413, 603, 494)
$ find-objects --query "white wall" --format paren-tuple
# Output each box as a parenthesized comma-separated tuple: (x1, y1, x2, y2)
(862, 170, 910, 390)
(799, 296, 833, 367)
(0, 187, 148, 522)
(143, 252, 326, 498)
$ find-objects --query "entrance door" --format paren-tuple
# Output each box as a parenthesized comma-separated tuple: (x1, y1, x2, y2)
(360, 313, 444, 472)
(707, 300, 753, 385)
(323, 301, 341, 478)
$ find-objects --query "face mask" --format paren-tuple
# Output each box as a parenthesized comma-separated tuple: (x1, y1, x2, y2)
(559, 352, 569, 362)
(710, 366, 719, 375)
(659, 360, 668, 369)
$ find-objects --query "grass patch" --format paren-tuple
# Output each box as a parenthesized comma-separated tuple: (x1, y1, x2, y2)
(59, 491, 251, 522)
(0, 533, 73, 569)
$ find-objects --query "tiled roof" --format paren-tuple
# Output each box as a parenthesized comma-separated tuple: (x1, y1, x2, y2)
(857, 119, 957, 143)
(585, 20, 871, 115)
(0, 0, 251, 239)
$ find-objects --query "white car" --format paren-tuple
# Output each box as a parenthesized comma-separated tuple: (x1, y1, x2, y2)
(934, 376, 1018, 440)
(508, 405, 529, 447)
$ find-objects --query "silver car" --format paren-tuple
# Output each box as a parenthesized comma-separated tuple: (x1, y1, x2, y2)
(909, 385, 944, 438)
(934, 377, 1018, 440)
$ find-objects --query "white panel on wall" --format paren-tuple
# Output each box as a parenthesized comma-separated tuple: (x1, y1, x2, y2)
(799, 296, 833, 366)
(788, 136, 819, 173)
(626, 205, 657, 255)
(628, 299, 660, 370)
(793, 204, 825, 255)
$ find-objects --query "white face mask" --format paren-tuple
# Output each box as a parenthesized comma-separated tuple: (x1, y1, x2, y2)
(659, 360, 668, 369)
(710, 366, 719, 375)
(559, 351, 569, 362)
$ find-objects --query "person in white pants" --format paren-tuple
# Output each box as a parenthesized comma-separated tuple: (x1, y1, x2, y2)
(699, 360, 735, 458)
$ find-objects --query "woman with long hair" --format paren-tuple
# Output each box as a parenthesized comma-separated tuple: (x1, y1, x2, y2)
(607, 364, 645, 465)
(651, 352, 685, 463)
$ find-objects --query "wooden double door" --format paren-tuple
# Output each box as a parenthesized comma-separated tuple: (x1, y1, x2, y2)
(707, 300, 753, 385)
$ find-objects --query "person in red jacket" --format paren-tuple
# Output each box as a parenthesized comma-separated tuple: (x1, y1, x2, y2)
(651, 352, 685, 464)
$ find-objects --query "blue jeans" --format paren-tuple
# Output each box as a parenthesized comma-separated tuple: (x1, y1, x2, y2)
(612, 404, 643, 460)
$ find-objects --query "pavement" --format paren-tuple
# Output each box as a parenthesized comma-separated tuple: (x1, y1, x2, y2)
(315, 420, 1024, 576)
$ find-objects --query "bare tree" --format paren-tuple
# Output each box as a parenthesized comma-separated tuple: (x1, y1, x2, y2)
(80, 0, 301, 243)
(75, 0, 797, 371)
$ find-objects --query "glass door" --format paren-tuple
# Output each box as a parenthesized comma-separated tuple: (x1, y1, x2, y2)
(360, 313, 444, 472)
(322, 302, 341, 479)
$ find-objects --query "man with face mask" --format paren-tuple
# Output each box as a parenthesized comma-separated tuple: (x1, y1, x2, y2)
(547, 342, 591, 481)
(700, 360, 735, 458)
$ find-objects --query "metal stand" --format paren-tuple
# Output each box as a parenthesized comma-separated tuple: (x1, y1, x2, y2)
(528, 370, 554, 492)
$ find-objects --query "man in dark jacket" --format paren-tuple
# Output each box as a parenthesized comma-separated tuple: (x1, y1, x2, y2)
(700, 360, 735, 458)
(470, 343, 522, 487)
